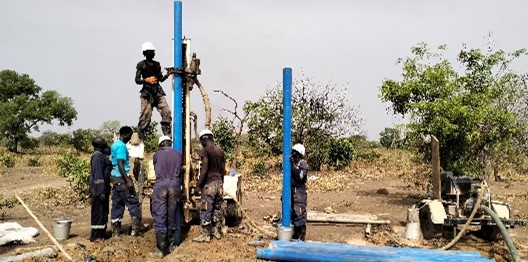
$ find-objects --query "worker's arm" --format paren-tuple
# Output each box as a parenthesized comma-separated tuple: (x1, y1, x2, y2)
(197, 153, 209, 189)
(135, 62, 145, 85)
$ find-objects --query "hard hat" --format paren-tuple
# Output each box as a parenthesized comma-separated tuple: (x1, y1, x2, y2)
(292, 143, 305, 156)
(158, 135, 172, 145)
(141, 42, 156, 52)
(199, 129, 213, 139)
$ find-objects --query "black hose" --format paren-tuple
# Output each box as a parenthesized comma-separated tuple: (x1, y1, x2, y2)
(481, 206, 521, 262)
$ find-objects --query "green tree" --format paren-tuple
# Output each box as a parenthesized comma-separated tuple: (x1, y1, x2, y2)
(244, 74, 363, 170)
(0, 70, 77, 152)
(211, 117, 236, 163)
(39, 130, 71, 147)
(132, 121, 158, 153)
(379, 127, 403, 149)
(380, 43, 526, 177)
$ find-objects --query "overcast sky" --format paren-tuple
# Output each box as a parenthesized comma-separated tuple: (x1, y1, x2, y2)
(1, 0, 527, 140)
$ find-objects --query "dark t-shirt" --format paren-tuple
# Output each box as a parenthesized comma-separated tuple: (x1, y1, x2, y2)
(135, 60, 166, 96)
(197, 143, 226, 188)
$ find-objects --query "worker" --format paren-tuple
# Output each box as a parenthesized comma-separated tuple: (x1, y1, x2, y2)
(290, 143, 308, 241)
(193, 129, 226, 243)
(150, 136, 183, 258)
(110, 126, 142, 237)
(135, 41, 174, 137)
(89, 137, 112, 242)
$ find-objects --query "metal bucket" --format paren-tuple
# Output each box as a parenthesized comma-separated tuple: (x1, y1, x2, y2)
(276, 225, 294, 241)
(53, 219, 72, 240)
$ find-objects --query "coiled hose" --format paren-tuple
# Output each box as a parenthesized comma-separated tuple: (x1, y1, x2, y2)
(440, 182, 521, 262)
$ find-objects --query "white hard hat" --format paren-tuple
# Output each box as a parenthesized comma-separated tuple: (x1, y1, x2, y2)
(158, 135, 172, 145)
(292, 143, 305, 156)
(141, 42, 156, 52)
(199, 129, 213, 139)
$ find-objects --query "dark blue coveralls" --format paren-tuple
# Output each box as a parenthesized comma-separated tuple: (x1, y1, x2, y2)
(89, 151, 111, 241)
(291, 158, 308, 240)
(151, 147, 182, 236)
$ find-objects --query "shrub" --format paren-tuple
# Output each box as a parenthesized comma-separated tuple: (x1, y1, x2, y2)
(212, 117, 236, 158)
(328, 137, 356, 170)
(379, 127, 403, 149)
(355, 150, 382, 162)
(20, 137, 40, 151)
(27, 157, 41, 167)
(56, 151, 90, 199)
(0, 154, 15, 168)
(39, 131, 71, 147)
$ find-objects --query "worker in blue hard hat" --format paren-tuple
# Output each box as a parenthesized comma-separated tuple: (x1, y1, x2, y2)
(135, 41, 174, 137)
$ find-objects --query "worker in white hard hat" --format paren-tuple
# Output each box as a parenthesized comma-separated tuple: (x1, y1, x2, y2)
(149, 135, 182, 258)
(135, 41, 174, 138)
(290, 143, 308, 241)
(192, 129, 226, 243)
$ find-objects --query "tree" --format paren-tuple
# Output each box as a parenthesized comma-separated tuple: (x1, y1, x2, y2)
(380, 43, 526, 177)
(0, 70, 77, 152)
(379, 127, 403, 149)
(211, 117, 236, 164)
(244, 74, 363, 170)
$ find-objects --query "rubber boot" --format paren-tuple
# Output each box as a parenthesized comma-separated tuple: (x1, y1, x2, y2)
(130, 217, 142, 236)
(298, 225, 306, 241)
(192, 225, 211, 243)
(161, 123, 171, 136)
(149, 233, 167, 258)
(213, 222, 222, 240)
(112, 221, 121, 238)
(292, 226, 300, 240)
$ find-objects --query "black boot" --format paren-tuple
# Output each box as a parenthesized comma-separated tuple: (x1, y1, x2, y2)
(192, 224, 212, 243)
(161, 123, 171, 136)
(149, 233, 167, 258)
(112, 221, 121, 238)
(299, 225, 306, 241)
(213, 221, 222, 240)
(292, 226, 300, 240)
(131, 217, 142, 236)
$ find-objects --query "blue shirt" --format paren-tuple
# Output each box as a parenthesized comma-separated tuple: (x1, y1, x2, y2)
(111, 139, 130, 177)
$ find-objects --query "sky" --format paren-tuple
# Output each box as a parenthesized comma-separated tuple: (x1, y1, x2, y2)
(1, 0, 528, 141)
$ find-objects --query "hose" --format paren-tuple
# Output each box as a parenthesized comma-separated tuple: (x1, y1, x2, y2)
(481, 206, 521, 262)
(440, 182, 486, 250)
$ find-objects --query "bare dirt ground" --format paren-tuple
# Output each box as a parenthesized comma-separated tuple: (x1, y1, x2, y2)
(0, 151, 527, 261)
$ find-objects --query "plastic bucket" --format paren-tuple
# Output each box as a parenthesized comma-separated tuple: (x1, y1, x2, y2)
(276, 225, 294, 241)
(53, 219, 72, 240)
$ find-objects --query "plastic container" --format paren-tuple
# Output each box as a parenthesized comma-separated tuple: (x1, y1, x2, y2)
(276, 225, 293, 241)
(53, 219, 72, 240)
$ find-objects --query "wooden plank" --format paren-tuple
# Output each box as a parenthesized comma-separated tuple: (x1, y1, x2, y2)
(14, 194, 73, 262)
(431, 135, 442, 200)
(307, 212, 390, 224)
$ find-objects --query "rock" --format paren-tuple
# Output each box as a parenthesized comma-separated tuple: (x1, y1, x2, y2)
(376, 188, 389, 195)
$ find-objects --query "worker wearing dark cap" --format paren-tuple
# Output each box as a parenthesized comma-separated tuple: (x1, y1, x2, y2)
(89, 137, 112, 242)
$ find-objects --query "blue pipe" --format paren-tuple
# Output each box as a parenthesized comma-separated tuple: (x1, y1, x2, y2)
(282, 67, 292, 228)
(257, 241, 492, 262)
(268, 244, 487, 260)
(173, 1, 183, 152)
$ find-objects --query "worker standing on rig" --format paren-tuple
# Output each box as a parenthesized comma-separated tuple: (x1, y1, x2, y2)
(135, 41, 174, 137)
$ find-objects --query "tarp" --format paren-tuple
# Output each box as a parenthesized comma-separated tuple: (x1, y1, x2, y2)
(0, 222, 39, 245)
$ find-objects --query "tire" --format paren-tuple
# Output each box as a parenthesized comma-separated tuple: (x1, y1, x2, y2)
(481, 225, 502, 241)
(224, 179, 243, 227)
(419, 204, 442, 240)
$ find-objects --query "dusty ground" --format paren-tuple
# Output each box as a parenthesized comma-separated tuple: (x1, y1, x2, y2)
(0, 152, 527, 261)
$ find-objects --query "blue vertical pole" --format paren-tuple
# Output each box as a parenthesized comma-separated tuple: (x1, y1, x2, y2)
(282, 68, 292, 227)
(173, 1, 183, 152)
